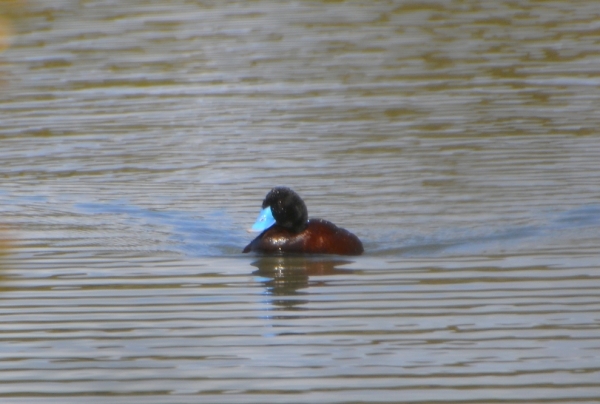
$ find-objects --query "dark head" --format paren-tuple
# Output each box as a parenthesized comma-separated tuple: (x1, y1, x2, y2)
(262, 187, 308, 233)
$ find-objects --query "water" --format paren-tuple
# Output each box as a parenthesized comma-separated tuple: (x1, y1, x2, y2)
(1, 1, 600, 402)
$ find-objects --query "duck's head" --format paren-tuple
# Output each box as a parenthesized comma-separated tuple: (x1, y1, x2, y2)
(249, 187, 308, 233)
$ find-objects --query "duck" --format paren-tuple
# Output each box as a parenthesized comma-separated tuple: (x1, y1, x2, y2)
(243, 187, 363, 256)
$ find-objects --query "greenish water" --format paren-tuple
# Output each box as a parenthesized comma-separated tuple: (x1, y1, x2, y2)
(1, 1, 599, 403)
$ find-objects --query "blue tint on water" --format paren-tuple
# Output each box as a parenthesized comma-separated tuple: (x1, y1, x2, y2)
(74, 201, 246, 256)
(372, 204, 600, 257)
(553, 205, 600, 227)
(3, 190, 598, 258)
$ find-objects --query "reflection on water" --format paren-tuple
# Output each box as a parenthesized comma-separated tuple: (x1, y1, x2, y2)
(1, 0, 600, 403)
(252, 256, 355, 307)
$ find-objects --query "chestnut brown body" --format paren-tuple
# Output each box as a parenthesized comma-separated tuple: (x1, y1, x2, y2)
(243, 218, 363, 256)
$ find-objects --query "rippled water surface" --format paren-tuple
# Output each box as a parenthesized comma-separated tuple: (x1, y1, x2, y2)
(1, 1, 600, 403)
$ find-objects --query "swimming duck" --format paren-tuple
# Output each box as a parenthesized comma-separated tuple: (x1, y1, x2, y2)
(243, 187, 363, 256)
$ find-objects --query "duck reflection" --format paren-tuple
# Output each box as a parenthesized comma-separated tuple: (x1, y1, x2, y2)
(250, 256, 356, 309)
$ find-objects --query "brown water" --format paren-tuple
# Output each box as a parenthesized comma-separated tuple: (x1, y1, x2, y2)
(1, 1, 600, 403)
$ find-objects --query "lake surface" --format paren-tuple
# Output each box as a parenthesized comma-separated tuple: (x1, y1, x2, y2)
(1, 1, 599, 403)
